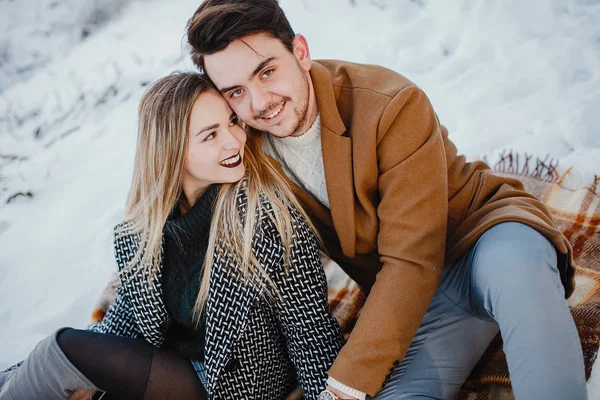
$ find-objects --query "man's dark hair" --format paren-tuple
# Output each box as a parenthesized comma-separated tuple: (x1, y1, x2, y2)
(186, 0, 296, 73)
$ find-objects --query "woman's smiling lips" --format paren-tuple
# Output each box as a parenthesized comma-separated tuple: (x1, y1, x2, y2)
(219, 152, 242, 168)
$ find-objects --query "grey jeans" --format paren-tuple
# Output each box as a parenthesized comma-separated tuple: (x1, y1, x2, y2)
(372, 222, 586, 400)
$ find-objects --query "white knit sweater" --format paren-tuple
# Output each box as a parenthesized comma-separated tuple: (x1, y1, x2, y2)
(261, 114, 330, 209)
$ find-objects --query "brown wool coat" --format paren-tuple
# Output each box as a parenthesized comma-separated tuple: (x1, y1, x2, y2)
(265, 60, 575, 397)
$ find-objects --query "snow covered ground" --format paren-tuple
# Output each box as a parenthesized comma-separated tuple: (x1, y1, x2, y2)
(1, 0, 599, 396)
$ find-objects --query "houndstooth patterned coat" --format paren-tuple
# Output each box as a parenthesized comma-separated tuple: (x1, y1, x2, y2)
(90, 189, 344, 399)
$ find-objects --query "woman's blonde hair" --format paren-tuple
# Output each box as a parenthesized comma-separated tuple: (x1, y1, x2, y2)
(119, 71, 319, 322)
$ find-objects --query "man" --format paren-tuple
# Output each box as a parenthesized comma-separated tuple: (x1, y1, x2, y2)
(186, 1, 587, 399)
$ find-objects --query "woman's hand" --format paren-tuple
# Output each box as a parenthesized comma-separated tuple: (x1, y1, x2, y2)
(69, 389, 97, 399)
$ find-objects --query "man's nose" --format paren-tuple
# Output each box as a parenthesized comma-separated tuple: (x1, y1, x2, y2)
(250, 86, 270, 114)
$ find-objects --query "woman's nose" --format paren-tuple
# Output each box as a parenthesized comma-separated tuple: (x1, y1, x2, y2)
(222, 128, 243, 149)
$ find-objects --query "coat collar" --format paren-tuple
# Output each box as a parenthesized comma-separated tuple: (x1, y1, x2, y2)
(309, 61, 346, 136)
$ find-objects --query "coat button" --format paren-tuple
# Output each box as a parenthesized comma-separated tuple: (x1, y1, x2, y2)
(224, 358, 240, 373)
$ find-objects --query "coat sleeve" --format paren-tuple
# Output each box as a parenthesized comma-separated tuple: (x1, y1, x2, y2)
(265, 206, 345, 399)
(88, 226, 143, 338)
(328, 86, 448, 396)
(88, 278, 141, 338)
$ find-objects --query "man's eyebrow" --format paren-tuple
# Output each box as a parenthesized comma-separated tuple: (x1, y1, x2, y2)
(219, 57, 277, 94)
(195, 123, 219, 136)
(248, 57, 276, 81)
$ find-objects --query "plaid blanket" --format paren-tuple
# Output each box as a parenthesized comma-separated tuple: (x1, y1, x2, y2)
(92, 152, 599, 399)
(456, 154, 600, 399)
(324, 152, 600, 399)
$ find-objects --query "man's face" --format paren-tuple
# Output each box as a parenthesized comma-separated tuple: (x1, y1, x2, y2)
(204, 33, 315, 138)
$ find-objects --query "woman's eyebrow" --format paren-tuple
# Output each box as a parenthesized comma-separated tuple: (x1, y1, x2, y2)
(195, 123, 219, 136)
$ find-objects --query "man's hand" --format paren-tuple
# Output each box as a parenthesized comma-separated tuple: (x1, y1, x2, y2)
(326, 385, 358, 400)
(69, 389, 97, 400)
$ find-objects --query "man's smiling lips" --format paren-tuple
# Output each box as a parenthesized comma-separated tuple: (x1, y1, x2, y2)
(259, 102, 286, 124)
(219, 152, 242, 168)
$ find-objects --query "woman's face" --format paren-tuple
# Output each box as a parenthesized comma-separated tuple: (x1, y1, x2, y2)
(182, 88, 247, 200)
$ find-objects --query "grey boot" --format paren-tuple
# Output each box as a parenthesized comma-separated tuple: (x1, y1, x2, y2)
(0, 329, 99, 399)
(0, 368, 17, 391)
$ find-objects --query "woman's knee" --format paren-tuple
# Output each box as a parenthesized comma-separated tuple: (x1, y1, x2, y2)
(55, 327, 75, 351)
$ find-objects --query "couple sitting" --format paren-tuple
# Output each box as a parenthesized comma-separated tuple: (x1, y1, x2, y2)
(0, 1, 587, 399)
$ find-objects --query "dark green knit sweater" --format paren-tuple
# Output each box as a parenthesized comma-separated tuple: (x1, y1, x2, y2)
(161, 185, 218, 361)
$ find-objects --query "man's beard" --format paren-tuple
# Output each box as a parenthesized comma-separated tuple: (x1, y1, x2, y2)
(288, 72, 310, 137)
(253, 69, 310, 137)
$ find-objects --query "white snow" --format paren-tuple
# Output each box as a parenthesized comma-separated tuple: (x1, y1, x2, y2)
(1, 0, 599, 396)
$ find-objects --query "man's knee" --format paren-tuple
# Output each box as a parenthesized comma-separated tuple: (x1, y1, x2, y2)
(470, 222, 560, 296)
(475, 222, 556, 272)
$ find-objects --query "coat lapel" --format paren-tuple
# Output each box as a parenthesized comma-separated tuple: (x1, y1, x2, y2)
(204, 261, 261, 394)
(203, 190, 267, 394)
(310, 62, 357, 257)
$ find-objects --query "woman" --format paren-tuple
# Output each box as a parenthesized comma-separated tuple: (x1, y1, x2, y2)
(0, 72, 344, 399)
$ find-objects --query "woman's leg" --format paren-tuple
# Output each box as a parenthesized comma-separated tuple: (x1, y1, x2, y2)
(0, 328, 207, 400)
(0, 329, 98, 400)
(57, 328, 151, 399)
(58, 329, 207, 400)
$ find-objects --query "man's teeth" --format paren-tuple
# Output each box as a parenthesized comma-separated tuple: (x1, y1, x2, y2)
(220, 153, 240, 166)
(265, 104, 283, 119)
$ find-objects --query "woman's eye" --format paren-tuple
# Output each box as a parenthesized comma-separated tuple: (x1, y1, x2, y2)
(230, 89, 243, 98)
(229, 116, 239, 126)
(204, 132, 216, 141)
(261, 69, 273, 79)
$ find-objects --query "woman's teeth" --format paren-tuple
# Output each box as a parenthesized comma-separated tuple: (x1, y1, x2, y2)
(264, 104, 283, 119)
(220, 153, 240, 166)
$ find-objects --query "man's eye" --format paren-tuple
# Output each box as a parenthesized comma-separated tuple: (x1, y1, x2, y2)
(230, 89, 243, 98)
(229, 116, 239, 126)
(204, 132, 216, 141)
(261, 69, 274, 79)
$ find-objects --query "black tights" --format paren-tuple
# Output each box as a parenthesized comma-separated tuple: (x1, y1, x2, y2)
(56, 329, 207, 400)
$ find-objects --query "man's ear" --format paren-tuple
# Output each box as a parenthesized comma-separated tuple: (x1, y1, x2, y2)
(292, 34, 312, 72)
